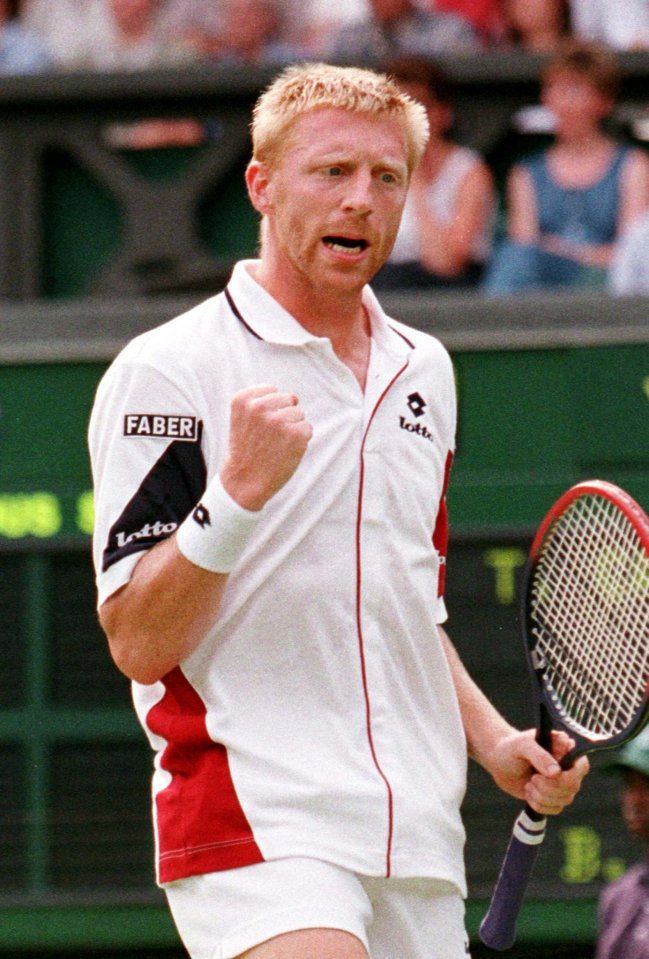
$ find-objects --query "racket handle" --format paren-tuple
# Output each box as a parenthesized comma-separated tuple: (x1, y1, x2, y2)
(479, 806, 547, 951)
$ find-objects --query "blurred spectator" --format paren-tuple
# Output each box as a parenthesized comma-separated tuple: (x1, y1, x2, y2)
(154, 0, 223, 57)
(0, 0, 52, 73)
(23, 0, 198, 71)
(569, 0, 649, 52)
(429, 0, 505, 46)
(296, 0, 366, 57)
(326, 0, 480, 62)
(22, 0, 105, 69)
(609, 208, 649, 294)
(160, 0, 368, 61)
(499, 0, 569, 53)
(596, 728, 649, 959)
(158, 0, 222, 34)
(25, 0, 208, 146)
(187, 0, 309, 66)
(374, 56, 495, 291)
(483, 40, 649, 295)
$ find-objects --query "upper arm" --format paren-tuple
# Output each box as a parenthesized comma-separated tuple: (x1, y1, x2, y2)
(617, 149, 649, 234)
(449, 161, 495, 259)
(89, 357, 208, 608)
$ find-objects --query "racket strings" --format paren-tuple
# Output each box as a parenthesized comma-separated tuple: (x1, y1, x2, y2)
(530, 494, 649, 739)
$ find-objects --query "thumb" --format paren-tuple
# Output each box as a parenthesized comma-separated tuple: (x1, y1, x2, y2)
(525, 740, 563, 778)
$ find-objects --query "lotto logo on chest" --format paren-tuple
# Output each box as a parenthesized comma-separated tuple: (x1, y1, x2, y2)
(399, 391, 434, 443)
(124, 413, 199, 440)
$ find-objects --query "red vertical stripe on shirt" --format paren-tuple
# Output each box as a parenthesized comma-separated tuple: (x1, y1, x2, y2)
(355, 363, 409, 877)
(433, 450, 453, 598)
(147, 667, 263, 882)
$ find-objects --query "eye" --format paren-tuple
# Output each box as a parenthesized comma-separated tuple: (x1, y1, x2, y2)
(380, 171, 396, 184)
(326, 166, 343, 177)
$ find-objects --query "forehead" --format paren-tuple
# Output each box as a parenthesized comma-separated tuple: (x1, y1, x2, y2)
(282, 107, 409, 166)
(544, 67, 600, 91)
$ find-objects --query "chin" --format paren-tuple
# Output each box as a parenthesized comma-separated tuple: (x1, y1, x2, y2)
(322, 267, 372, 294)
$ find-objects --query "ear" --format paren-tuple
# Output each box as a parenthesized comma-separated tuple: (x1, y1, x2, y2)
(246, 159, 274, 216)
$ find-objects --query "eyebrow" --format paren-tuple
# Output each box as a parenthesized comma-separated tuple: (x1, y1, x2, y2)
(310, 150, 407, 171)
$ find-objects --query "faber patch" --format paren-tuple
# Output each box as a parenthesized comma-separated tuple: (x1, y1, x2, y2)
(124, 414, 199, 441)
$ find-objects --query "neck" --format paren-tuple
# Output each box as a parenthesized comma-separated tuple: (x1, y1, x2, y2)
(250, 259, 372, 386)
(557, 126, 608, 152)
(253, 255, 368, 333)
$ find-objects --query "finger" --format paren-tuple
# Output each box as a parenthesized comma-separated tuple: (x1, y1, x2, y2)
(233, 384, 280, 402)
(526, 756, 590, 814)
(549, 730, 576, 762)
(270, 405, 308, 424)
(525, 778, 573, 815)
(251, 391, 302, 413)
(563, 754, 590, 785)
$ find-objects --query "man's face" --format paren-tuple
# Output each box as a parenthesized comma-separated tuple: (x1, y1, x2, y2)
(621, 770, 649, 845)
(249, 107, 410, 298)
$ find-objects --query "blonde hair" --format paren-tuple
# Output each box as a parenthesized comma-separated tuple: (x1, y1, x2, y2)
(251, 62, 430, 173)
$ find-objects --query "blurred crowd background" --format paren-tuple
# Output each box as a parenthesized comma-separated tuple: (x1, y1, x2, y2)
(4, 0, 649, 299)
(5, 0, 649, 75)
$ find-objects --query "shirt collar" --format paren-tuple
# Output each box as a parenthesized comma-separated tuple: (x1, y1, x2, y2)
(226, 259, 413, 360)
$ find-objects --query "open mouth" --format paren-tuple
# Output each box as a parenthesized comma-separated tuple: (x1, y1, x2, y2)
(323, 236, 369, 254)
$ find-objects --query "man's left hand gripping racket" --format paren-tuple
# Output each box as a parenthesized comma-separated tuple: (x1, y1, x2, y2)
(480, 480, 649, 951)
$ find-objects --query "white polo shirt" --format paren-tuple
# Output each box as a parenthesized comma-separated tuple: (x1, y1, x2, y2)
(89, 260, 467, 893)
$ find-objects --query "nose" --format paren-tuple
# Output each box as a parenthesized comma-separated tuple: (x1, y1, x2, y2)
(341, 170, 373, 215)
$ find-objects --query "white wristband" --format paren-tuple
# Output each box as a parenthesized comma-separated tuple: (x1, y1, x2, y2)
(176, 475, 260, 573)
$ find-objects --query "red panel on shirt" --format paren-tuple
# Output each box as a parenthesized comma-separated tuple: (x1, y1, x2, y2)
(433, 450, 454, 598)
(147, 667, 264, 882)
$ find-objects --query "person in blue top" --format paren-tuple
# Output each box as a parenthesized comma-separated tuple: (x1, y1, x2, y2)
(484, 39, 649, 294)
(0, 0, 51, 74)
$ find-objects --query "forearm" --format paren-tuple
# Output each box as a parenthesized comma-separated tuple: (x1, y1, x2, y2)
(438, 625, 515, 771)
(99, 536, 229, 685)
(439, 626, 589, 812)
(540, 234, 613, 267)
(97, 386, 313, 685)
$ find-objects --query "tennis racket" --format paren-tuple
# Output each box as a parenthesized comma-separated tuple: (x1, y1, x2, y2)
(479, 479, 649, 951)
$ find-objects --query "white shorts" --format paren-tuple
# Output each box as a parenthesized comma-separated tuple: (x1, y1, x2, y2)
(164, 857, 469, 959)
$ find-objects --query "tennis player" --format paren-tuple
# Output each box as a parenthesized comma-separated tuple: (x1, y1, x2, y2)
(89, 63, 589, 959)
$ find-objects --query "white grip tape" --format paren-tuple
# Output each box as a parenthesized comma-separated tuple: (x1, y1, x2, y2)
(513, 810, 547, 845)
(176, 475, 261, 573)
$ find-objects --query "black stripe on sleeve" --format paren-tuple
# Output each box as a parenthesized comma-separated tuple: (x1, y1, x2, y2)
(101, 424, 207, 573)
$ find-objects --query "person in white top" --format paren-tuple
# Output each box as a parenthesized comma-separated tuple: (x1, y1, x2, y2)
(22, 0, 198, 70)
(569, 0, 649, 51)
(374, 56, 495, 291)
(609, 207, 649, 294)
(89, 62, 588, 959)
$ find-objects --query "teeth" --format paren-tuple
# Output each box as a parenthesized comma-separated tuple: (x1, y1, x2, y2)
(325, 239, 364, 253)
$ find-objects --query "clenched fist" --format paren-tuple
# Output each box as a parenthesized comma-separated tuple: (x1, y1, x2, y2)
(219, 385, 313, 511)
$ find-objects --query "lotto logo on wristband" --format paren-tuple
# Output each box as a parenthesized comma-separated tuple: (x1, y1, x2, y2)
(124, 414, 199, 440)
(192, 504, 211, 528)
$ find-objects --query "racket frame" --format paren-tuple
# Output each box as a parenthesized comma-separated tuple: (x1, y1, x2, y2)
(479, 479, 649, 951)
(525, 479, 649, 762)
